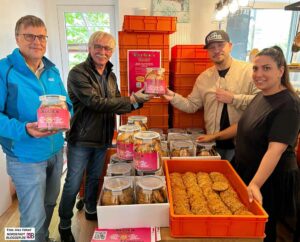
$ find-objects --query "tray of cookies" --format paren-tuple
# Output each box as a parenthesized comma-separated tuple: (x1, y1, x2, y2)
(164, 159, 268, 238)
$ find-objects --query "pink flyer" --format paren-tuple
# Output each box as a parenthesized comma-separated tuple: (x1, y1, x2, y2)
(91, 227, 156, 242)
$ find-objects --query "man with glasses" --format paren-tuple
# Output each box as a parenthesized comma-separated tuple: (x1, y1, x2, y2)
(164, 30, 259, 162)
(0, 15, 72, 242)
(58, 31, 150, 242)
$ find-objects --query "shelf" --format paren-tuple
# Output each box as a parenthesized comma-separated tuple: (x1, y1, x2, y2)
(288, 64, 300, 72)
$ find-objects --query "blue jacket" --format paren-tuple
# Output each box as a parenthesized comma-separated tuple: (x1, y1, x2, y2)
(0, 48, 72, 163)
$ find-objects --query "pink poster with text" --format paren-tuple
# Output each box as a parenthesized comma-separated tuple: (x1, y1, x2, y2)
(128, 50, 161, 94)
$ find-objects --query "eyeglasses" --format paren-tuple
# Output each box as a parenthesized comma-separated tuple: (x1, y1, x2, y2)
(93, 44, 113, 52)
(17, 33, 48, 43)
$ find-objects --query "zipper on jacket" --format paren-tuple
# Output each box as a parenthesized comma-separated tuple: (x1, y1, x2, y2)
(51, 135, 54, 153)
(36, 72, 46, 95)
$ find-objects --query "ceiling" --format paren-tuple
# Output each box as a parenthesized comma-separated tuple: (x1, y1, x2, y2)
(285, 1, 300, 10)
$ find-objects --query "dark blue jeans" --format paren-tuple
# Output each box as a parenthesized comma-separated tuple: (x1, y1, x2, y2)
(58, 144, 107, 229)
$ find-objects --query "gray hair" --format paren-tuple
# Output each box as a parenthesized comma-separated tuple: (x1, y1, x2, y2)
(88, 31, 116, 51)
(15, 15, 46, 36)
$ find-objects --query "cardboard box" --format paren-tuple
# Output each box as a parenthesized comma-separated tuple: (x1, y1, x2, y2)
(97, 177, 169, 229)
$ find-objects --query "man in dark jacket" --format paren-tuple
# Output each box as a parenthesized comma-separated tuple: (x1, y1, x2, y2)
(58, 31, 150, 242)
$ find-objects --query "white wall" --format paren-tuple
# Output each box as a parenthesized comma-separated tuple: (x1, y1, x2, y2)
(0, 0, 45, 215)
(0, 0, 45, 58)
(0, 0, 226, 74)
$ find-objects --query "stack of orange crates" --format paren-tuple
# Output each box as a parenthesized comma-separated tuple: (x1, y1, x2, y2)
(170, 45, 214, 129)
(119, 15, 176, 132)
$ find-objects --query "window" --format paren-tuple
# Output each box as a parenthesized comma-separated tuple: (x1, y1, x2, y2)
(64, 12, 111, 70)
(226, 8, 295, 62)
(57, 5, 118, 84)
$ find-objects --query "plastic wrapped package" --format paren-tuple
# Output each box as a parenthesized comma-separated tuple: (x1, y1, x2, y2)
(196, 141, 217, 156)
(136, 166, 164, 176)
(167, 133, 192, 143)
(170, 140, 196, 157)
(186, 128, 205, 135)
(167, 128, 186, 134)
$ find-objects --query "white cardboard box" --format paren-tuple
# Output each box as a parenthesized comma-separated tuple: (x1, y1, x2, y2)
(97, 202, 169, 229)
(97, 176, 169, 229)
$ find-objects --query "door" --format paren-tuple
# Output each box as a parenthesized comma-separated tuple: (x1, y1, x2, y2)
(57, 5, 119, 83)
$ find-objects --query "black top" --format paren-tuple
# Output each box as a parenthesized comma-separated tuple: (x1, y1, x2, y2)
(216, 68, 235, 149)
(235, 89, 300, 217)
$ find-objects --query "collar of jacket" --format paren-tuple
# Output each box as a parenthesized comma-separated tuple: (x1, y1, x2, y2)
(86, 54, 113, 77)
(7, 48, 55, 74)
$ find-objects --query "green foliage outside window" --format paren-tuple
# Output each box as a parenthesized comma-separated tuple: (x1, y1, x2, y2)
(64, 12, 110, 70)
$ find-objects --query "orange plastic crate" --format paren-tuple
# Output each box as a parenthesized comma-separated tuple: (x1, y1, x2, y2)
(171, 45, 209, 59)
(122, 15, 176, 33)
(172, 86, 193, 96)
(172, 108, 205, 129)
(119, 32, 170, 46)
(170, 60, 213, 75)
(170, 73, 198, 88)
(164, 159, 268, 238)
(121, 114, 169, 132)
(121, 100, 169, 116)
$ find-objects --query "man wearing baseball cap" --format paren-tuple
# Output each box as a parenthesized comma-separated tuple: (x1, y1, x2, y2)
(164, 30, 259, 162)
(204, 30, 230, 49)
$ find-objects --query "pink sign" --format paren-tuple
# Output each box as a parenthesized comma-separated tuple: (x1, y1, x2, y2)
(133, 151, 160, 171)
(117, 141, 134, 160)
(128, 50, 161, 94)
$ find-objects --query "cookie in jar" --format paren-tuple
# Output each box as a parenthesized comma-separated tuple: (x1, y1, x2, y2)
(101, 177, 134, 206)
(37, 95, 70, 131)
(136, 176, 168, 204)
(117, 124, 140, 160)
(127, 115, 148, 131)
(133, 131, 162, 172)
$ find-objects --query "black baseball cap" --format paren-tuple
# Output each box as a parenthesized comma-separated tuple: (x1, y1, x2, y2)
(204, 30, 230, 49)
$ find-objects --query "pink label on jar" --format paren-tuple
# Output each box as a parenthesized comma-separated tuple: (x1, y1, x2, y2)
(37, 107, 70, 130)
(117, 141, 134, 160)
(133, 151, 160, 171)
(144, 79, 166, 95)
